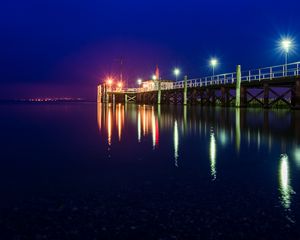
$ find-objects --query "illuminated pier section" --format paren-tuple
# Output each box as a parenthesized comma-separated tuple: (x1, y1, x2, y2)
(279, 154, 293, 210)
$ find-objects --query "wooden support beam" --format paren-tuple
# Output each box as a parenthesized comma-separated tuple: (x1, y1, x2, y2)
(269, 88, 291, 108)
(263, 83, 269, 108)
(291, 79, 300, 109)
(240, 86, 247, 107)
(247, 90, 264, 106)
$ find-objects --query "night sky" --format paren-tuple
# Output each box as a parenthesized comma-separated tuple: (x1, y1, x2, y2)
(0, 0, 299, 100)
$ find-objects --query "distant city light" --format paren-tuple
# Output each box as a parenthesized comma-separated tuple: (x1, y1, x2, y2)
(137, 78, 142, 85)
(152, 75, 157, 81)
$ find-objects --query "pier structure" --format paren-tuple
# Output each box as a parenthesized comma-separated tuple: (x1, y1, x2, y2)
(97, 62, 300, 109)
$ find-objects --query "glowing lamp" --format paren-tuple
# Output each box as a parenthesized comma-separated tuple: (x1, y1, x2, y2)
(174, 68, 180, 76)
(117, 82, 123, 88)
(210, 58, 218, 67)
(281, 38, 293, 53)
(107, 79, 113, 85)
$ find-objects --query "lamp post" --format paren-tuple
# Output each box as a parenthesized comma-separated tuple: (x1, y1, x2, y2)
(106, 78, 113, 91)
(280, 38, 293, 76)
(210, 58, 218, 77)
(174, 68, 180, 81)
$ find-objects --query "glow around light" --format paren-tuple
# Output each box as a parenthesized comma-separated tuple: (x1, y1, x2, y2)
(210, 58, 218, 67)
(279, 154, 293, 210)
(137, 78, 142, 85)
(174, 68, 180, 76)
(152, 75, 157, 81)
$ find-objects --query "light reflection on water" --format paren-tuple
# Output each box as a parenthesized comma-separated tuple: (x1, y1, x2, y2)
(279, 154, 294, 210)
(174, 120, 179, 167)
(97, 103, 300, 213)
(209, 128, 217, 180)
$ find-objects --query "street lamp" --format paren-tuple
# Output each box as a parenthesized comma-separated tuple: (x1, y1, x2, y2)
(173, 68, 180, 81)
(280, 38, 293, 75)
(117, 82, 123, 90)
(106, 78, 113, 91)
(210, 58, 218, 76)
(152, 75, 157, 81)
(137, 78, 142, 86)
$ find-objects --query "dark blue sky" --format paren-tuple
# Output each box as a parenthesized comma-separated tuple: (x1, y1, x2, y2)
(0, 0, 299, 99)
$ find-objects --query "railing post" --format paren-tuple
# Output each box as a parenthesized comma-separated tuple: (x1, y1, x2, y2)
(236, 65, 242, 107)
(297, 63, 299, 76)
(183, 75, 188, 105)
(259, 69, 261, 81)
(270, 67, 273, 80)
(249, 71, 251, 82)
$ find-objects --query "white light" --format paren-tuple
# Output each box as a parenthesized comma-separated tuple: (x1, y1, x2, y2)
(279, 154, 293, 210)
(210, 58, 218, 67)
(174, 68, 180, 76)
(137, 78, 142, 85)
(281, 38, 293, 53)
(152, 75, 157, 81)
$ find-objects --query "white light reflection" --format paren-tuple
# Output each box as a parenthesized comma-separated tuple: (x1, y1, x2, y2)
(174, 120, 179, 167)
(293, 148, 300, 168)
(107, 106, 112, 146)
(137, 106, 141, 142)
(117, 104, 122, 141)
(219, 130, 227, 146)
(152, 107, 156, 149)
(279, 154, 293, 210)
(210, 128, 217, 180)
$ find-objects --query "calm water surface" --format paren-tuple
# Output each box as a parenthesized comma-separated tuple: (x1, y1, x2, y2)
(0, 103, 300, 239)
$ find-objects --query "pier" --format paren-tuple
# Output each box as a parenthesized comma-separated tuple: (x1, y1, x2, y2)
(97, 62, 300, 109)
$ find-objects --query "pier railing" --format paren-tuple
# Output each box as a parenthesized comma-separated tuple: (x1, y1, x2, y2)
(107, 61, 300, 93)
(172, 61, 300, 90)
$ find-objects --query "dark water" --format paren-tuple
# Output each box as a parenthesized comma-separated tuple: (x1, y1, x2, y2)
(0, 103, 300, 239)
